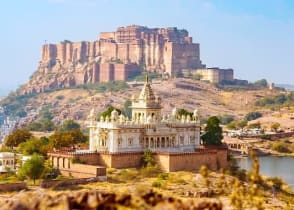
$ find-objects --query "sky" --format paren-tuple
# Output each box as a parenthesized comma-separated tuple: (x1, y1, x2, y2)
(0, 0, 294, 95)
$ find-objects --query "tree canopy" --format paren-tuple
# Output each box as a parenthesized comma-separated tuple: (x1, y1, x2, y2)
(5, 129, 32, 147)
(245, 112, 262, 121)
(49, 129, 87, 149)
(177, 108, 193, 118)
(60, 119, 80, 131)
(17, 137, 50, 156)
(123, 100, 132, 119)
(201, 116, 223, 145)
(100, 106, 122, 118)
(18, 153, 45, 184)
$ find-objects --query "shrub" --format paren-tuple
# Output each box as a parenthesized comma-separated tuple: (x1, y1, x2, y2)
(56, 95, 64, 100)
(266, 177, 284, 190)
(140, 165, 161, 177)
(245, 112, 262, 121)
(152, 180, 162, 188)
(218, 115, 234, 125)
(271, 142, 291, 153)
(157, 173, 169, 181)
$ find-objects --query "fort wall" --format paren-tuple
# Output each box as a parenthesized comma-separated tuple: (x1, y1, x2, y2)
(48, 147, 228, 174)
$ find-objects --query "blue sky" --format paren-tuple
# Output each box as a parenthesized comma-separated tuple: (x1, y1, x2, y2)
(0, 0, 294, 94)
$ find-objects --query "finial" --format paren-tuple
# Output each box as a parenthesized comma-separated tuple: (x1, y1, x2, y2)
(145, 73, 149, 83)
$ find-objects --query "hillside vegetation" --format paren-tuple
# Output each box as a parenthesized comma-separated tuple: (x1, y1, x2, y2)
(1, 78, 287, 127)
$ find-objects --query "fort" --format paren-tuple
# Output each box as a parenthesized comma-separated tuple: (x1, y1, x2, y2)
(21, 25, 205, 94)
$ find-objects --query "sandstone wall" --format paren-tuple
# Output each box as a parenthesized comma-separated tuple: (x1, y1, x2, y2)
(0, 182, 27, 192)
(49, 154, 106, 178)
(107, 152, 143, 168)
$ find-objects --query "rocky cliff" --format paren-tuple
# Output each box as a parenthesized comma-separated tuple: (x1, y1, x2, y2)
(21, 25, 204, 94)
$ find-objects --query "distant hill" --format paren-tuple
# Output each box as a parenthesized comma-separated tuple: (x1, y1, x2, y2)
(276, 84, 294, 90)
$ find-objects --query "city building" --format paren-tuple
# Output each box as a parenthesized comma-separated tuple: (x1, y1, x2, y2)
(0, 152, 16, 173)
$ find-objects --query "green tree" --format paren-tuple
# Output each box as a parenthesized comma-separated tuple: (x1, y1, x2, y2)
(60, 119, 80, 131)
(142, 149, 155, 167)
(18, 153, 45, 184)
(16, 110, 27, 118)
(270, 122, 280, 132)
(26, 121, 43, 131)
(100, 106, 122, 118)
(218, 115, 234, 125)
(40, 107, 53, 121)
(17, 137, 50, 156)
(177, 108, 193, 118)
(247, 122, 261, 129)
(41, 119, 55, 131)
(5, 129, 32, 147)
(49, 129, 87, 149)
(237, 120, 248, 130)
(201, 116, 223, 145)
(253, 79, 267, 88)
(245, 112, 262, 121)
(123, 100, 132, 119)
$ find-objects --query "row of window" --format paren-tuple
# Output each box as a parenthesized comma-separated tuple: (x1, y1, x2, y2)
(0, 159, 14, 166)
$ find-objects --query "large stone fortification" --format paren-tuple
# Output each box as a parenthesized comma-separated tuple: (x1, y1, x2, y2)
(22, 25, 204, 94)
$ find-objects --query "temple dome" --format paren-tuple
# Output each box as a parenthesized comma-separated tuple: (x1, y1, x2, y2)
(138, 82, 156, 101)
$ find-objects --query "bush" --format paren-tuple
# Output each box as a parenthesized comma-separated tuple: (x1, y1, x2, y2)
(56, 95, 65, 100)
(157, 173, 169, 181)
(218, 115, 234, 125)
(271, 142, 291, 153)
(245, 112, 262, 121)
(266, 177, 284, 190)
(152, 180, 162, 188)
(140, 165, 161, 177)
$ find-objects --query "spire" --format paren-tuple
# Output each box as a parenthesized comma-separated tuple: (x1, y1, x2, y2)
(145, 73, 149, 83)
(139, 73, 155, 101)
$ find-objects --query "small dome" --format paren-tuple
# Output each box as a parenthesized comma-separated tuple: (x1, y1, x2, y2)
(172, 107, 178, 116)
(193, 109, 198, 117)
(111, 109, 119, 120)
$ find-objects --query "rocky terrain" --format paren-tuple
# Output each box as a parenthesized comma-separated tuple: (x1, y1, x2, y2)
(0, 190, 222, 210)
(0, 78, 282, 127)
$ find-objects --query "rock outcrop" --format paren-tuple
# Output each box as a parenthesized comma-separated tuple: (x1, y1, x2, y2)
(0, 189, 223, 210)
(22, 25, 204, 94)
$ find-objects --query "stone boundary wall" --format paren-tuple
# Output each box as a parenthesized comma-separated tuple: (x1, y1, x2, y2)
(0, 182, 27, 192)
(49, 148, 228, 173)
(155, 149, 228, 172)
(40, 177, 106, 188)
(48, 153, 106, 178)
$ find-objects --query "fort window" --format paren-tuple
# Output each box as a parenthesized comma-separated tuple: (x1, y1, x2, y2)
(0, 160, 2, 166)
(180, 136, 184, 145)
(118, 138, 122, 147)
(190, 136, 195, 145)
(139, 138, 144, 146)
(128, 138, 133, 146)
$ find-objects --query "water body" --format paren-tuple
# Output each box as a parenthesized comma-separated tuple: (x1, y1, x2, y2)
(237, 156, 294, 188)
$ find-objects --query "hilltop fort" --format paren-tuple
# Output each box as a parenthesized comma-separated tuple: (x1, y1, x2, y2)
(21, 25, 205, 94)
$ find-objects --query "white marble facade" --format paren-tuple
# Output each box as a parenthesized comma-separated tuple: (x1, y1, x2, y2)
(88, 77, 201, 153)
